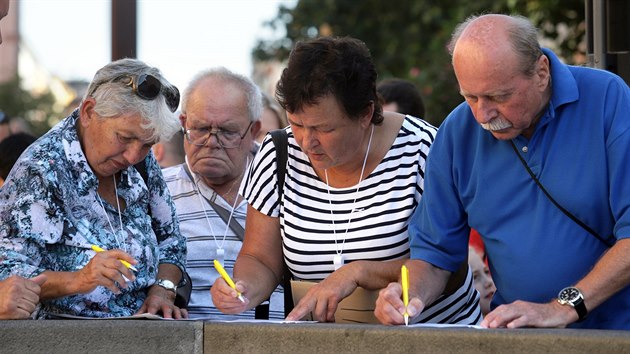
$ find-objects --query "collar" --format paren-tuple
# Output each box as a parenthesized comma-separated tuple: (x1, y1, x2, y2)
(543, 47, 579, 111)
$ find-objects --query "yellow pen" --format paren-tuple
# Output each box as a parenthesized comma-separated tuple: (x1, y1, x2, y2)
(401, 264, 409, 326)
(213, 259, 246, 303)
(91, 245, 138, 272)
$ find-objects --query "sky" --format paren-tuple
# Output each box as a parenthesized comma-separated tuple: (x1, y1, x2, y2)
(18, 0, 296, 93)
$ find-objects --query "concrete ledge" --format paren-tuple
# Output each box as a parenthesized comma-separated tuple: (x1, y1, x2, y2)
(0, 320, 203, 354)
(204, 322, 630, 354)
(1, 320, 629, 353)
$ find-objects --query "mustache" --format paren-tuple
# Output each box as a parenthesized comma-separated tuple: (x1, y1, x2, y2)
(480, 117, 512, 131)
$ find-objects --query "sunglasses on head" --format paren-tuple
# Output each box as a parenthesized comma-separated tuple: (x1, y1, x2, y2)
(90, 73, 180, 112)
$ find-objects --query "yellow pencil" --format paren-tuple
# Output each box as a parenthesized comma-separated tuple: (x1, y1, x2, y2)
(213, 259, 246, 303)
(91, 245, 138, 272)
(401, 264, 409, 326)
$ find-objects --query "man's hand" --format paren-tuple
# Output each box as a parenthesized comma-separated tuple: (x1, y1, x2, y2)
(374, 281, 425, 325)
(481, 300, 577, 328)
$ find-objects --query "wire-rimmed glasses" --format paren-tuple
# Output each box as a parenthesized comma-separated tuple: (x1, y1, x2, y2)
(183, 121, 253, 148)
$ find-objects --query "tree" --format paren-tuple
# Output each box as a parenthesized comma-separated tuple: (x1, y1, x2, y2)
(0, 76, 59, 136)
(253, 0, 585, 126)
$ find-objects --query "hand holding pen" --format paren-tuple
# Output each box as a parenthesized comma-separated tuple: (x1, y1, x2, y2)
(213, 259, 246, 303)
(75, 245, 137, 294)
(91, 245, 138, 272)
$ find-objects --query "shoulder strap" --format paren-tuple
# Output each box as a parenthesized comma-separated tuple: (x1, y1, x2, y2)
(182, 164, 246, 241)
(270, 129, 288, 198)
(269, 129, 293, 317)
(509, 141, 614, 248)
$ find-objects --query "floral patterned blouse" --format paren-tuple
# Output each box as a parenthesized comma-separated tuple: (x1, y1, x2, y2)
(0, 110, 186, 318)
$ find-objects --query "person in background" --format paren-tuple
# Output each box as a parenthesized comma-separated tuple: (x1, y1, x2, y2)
(211, 36, 481, 324)
(255, 92, 288, 143)
(0, 110, 12, 142)
(0, 58, 188, 319)
(153, 130, 185, 168)
(0, 0, 50, 321)
(376, 78, 425, 118)
(163, 67, 284, 320)
(0, 132, 37, 188)
(0, 0, 9, 45)
(375, 14, 630, 329)
(468, 246, 495, 316)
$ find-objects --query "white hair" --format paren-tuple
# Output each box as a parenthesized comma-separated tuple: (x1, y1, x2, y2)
(83, 58, 181, 142)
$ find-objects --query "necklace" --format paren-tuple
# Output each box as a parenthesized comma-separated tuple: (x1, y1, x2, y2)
(325, 124, 374, 270)
(186, 157, 250, 266)
(97, 174, 125, 251)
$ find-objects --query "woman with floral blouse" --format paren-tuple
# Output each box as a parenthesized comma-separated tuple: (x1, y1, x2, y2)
(0, 58, 187, 319)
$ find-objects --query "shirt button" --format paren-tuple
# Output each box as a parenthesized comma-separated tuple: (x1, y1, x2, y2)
(522, 146, 528, 153)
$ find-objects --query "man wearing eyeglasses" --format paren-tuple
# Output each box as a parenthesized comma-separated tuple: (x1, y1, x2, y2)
(162, 67, 284, 320)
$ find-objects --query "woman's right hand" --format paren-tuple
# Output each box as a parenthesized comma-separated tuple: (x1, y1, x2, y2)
(75, 249, 137, 294)
(210, 276, 250, 314)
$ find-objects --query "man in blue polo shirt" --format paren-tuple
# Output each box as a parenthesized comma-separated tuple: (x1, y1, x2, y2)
(375, 14, 630, 329)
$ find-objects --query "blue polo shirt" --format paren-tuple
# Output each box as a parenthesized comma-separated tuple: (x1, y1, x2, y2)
(409, 48, 630, 329)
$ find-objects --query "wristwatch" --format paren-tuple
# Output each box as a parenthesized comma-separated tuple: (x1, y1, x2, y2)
(156, 279, 177, 294)
(557, 286, 587, 322)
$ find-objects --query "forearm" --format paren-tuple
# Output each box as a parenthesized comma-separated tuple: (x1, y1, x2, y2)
(39, 270, 82, 300)
(148, 263, 183, 302)
(407, 259, 450, 307)
(233, 253, 282, 309)
(575, 238, 630, 311)
(156, 263, 183, 284)
(352, 259, 407, 290)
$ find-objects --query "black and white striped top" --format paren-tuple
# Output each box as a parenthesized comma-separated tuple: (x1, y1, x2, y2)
(243, 116, 436, 279)
(242, 116, 482, 324)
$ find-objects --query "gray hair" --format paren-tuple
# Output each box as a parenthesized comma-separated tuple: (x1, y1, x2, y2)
(448, 14, 543, 77)
(83, 58, 181, 142)
(181, 67, 263, 122)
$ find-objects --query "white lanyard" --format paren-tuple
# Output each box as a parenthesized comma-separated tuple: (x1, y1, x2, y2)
(325, 124, 374, 270)
(97, 174, 126, 251)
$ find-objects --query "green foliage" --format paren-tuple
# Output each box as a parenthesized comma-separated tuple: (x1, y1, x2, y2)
(0, 76, 58, 136)
(253, 0, 585, 126)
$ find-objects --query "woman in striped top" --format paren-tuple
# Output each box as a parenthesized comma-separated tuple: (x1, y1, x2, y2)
(211, 36, 481, 325)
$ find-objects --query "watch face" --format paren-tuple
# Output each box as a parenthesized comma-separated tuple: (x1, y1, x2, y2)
(559, 287, 580, 302)
(158, 279, 176, 291)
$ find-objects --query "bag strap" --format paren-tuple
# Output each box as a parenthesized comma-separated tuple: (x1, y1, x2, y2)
(509, 141, 614, 248)
(269, 129, 293, 317)
(183, 163, 271, 318)
(182, 164, 245, 241)
(270, 129, 288, 196)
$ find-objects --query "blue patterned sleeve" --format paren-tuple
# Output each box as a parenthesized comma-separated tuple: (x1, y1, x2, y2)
(0, 159, 64, 278)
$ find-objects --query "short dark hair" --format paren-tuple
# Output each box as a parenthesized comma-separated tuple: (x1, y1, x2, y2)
(377, 79, 425, 118)
(0, 133, 37, 180)
(276, 36, 383, 125)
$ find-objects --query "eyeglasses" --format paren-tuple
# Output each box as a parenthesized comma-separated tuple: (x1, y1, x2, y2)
(89, 73, 180, 112)
(183, 121, 253, 149)
(0, 111, 8, 124)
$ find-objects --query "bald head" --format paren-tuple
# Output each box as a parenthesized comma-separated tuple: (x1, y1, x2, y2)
(449, 14, 543, 77)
